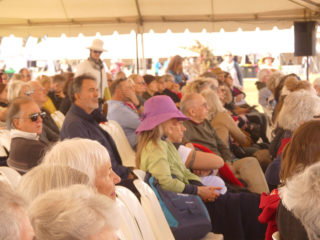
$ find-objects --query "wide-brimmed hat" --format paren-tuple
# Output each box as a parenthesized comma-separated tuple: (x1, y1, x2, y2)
(87, 39, 107, 52)
(262, 53, 274, 63)
(136, 95, 189, 134)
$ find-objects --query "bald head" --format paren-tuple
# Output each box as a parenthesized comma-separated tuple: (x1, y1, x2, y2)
(180, 93, 208, 123)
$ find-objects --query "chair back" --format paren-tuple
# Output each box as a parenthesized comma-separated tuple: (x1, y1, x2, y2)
(0, 167, 21, 188)
(0, 130, 11, 154)
(133, 169, 146, 181)
(116, 186, 156, 240)
(100, 120, 136, 167)
(116, 198, 143, 240)
(133, 179, 175, 240)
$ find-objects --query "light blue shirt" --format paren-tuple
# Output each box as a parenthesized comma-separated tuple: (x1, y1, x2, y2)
(107, 100, 141, 148)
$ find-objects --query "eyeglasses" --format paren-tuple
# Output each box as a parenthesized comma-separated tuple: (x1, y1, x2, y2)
(29, 112, 46, 122)
(25, 90, 34, 96)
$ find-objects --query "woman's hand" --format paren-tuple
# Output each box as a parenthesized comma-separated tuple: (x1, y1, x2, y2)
(197, 186, 221, 202)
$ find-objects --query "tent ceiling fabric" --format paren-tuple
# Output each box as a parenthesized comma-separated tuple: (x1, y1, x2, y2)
(0, 0, 320, 37)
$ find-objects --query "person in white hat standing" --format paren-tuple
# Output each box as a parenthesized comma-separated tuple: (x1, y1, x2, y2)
(75, 39, 111, 102)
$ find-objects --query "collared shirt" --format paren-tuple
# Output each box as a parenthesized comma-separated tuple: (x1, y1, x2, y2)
(61, 104, 129, 180)
(107, 100, 141, 148)
(10, 129, 39, 140)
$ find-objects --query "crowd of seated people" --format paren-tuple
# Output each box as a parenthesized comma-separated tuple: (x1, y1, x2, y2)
(1, 46, 320, 240)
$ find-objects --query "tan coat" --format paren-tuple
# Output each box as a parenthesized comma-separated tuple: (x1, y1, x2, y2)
(211, 111, 249, 147)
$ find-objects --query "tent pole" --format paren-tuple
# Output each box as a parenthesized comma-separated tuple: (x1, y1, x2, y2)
(306, 56, 309, 81)
(141, 32, 146, 74)
(135, 31, 139, 74)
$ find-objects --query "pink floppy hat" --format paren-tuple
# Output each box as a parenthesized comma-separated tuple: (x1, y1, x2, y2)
(136, 95, 189, 134)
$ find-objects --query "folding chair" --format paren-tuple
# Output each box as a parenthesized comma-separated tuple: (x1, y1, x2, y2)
(100, 120, 136, 167)
(116, 186, 156, 240)
(116, 198, 143, 240)
(0, 166, 21, 188)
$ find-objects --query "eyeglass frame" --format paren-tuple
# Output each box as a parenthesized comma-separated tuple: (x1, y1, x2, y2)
(27, 112, 46, 122)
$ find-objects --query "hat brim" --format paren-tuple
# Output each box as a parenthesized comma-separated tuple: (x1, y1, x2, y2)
(136, 111, 189, 134)
(87, 47, 108, 52)
(262, 57, 274, 62)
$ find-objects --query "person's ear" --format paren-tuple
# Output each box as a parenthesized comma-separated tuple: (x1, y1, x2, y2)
(74, 92, 80, 101)
(13, 118, 20, 130)
(188, 107, 195, 118)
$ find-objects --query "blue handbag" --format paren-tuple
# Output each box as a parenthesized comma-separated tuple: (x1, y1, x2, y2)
(145, 173, 212, 240)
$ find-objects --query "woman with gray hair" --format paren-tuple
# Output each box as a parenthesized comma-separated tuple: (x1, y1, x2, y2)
(7, 80, 33, 103)
(275, 120, 320, 240)
(201, 89, 249, 147)
(28, 184, 119, 240)
(0, 180, 35, 240)
(17, 164, 90, 204)
(266, 90, 320, 190)
(42, 138, 121, 200)
(279, 161, 320, 240)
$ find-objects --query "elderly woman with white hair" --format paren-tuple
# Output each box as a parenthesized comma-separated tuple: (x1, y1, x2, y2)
(7, 80, 33, 103)
(275, 120, 320, 240)
(28, 185, 119, 240)
(278, 161, 320, 240)
(17, 164, 90, 204)
(0, 180, 35, 240)
(42, 138, 121, 200)
(265, 90, 320, 190)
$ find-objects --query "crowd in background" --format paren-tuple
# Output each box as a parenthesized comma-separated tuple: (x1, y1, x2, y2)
(0, 38, 320, 240)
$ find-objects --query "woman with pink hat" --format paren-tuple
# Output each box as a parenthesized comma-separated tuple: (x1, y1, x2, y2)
(136, 95, 267, 240)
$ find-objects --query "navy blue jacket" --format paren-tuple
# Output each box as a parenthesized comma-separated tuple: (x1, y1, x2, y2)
(61, 104, 130, 180)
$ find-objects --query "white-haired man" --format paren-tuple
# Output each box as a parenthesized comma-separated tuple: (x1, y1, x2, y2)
(0, 180, 34, 240)
(180, 93, 269, 194)
(75, 38, 111, 101)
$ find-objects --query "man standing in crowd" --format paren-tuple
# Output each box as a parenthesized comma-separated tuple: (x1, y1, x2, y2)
(108, 78, 141, 148)
(75, 39, 111, 102)
(60, 74, 132, 180)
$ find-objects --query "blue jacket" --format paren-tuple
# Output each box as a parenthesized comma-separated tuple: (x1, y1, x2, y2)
(61, 104, 130, 180)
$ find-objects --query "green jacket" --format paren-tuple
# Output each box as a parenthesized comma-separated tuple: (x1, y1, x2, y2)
(140, 139, 200, 193)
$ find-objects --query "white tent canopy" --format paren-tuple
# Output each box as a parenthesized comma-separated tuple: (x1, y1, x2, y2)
(1, 0, 320, 37)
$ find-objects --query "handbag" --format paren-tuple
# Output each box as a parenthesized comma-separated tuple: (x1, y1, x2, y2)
(145, 173, 212, 240)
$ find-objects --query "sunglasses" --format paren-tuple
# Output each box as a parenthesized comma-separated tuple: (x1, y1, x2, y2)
(93, 50, 102, 54)
(25, 90, 34, 96)
(29, 112, 46, 122)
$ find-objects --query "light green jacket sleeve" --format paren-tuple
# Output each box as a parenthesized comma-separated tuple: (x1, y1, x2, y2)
(140, 141, 186, 193)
